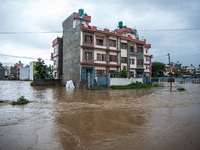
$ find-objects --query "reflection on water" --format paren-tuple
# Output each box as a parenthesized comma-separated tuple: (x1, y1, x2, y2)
(0, 81, 200, 150)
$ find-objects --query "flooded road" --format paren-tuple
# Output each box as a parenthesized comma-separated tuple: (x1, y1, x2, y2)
(0, 81, 200, 150)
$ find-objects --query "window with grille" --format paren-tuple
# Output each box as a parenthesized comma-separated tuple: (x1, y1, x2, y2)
(109, 39, 116, 47)
(96, 70, 106, 75)
(97, 53, 102, 61)
(121, 43, 128, 49)
(109, 55, 117, 62)
(131, 59, 135, 64)
(121, 57, 127, 63)
(137, 45, 143, 53)
(96, 39, 104, 46)
(85, 52, 92, 60)
(85, 35, 93, 44)
(137, 59, 144, 65)
(102, 54, 106, 61)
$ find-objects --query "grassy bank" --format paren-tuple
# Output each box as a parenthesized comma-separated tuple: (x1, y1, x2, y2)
(110, 82, 158, 90)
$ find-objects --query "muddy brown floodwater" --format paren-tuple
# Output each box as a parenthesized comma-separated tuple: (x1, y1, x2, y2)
(0, 81, 200, 150)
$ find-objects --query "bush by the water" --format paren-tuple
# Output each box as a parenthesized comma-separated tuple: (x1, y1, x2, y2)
(111, 81, 156, 90)
(177, 87, 186, 91)
(30, 81, 33, 86)
(11, 96, 30, 105)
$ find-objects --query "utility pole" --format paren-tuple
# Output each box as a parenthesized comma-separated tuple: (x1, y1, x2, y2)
(168, 53, 172, 92)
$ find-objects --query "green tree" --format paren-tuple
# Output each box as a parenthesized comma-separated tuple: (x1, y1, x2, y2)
(152, 62, 166, 77)
(121, 66, 129, 78)
(35, 58, 47, 79)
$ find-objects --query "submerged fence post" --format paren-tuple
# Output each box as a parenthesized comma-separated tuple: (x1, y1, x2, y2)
(87, 73, 90, 88)
(107, 73, 110, 87)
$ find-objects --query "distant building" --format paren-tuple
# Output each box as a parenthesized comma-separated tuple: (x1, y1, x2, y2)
(0, 65, 5, 79)
(51, 37, 63, 79)
(60, 9, 152, 87)
(29, 61, 36, 80)
(186, 65, 195, 74)
(9, 66, 17, 78)
(15, 61, 23, 79)
(19, 66, 30, 80)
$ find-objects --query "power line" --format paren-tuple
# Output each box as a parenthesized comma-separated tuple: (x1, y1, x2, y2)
(0, 31, 62, 34)
(152, 46, 200, 58)
(0, 27, 200, 34)
(139, 27, 200, 32)
(0, 53, 51, 61)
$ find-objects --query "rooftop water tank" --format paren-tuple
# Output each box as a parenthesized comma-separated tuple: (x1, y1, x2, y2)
(119, 21, 123, 29)
(79, 9, 84, 16)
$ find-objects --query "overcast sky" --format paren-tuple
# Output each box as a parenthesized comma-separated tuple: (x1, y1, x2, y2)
(0, 0, 199, 67)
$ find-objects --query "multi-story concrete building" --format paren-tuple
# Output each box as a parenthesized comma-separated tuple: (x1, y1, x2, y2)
(16, 61, 23, 79)
(62, 9, 152, 87)
(51, 37, 63, 79)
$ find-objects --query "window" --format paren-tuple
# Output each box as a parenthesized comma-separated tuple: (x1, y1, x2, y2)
(97, 53, 102, 61)
(102, 54, 106, 61)
(54, 60, 56, 65)
(85, 52, 92, 60)
(109, 55, 117, 62)
(96, 70, 105, 75)
(146, 66, 148, 70)
(96, 39, 104, 46)
(137, 45, 143, 53)
(109, 39, 116, 47)
(109, 70, 117, 73)
(146, 49, 148, 53)
(121, 57, 127, 63)
(130, 72, 134, 77)
(85, 35, 93, 44)
(131, 59, 135, 64)
(121, 43, 128, 49)
(146, 58, 149, 62)
(137, 59, 143, 65)
(130, 46, 135, 52)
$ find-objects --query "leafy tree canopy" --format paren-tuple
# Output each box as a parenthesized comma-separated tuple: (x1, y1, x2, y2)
(152, 62, 166, 77)
(35, 58, 47, 78)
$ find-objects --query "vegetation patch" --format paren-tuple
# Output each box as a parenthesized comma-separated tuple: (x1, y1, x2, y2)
(11, 96, 30, 105)
(179, 81, 184, 84)
(177, 87, 186, 91)
(30, 81, 33, 86)
(111, 81, 156, 90)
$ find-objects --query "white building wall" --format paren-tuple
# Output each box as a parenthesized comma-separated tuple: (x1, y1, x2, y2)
(121, 49, 127, 57)
(110, 78, 143, 86)
(29, 62, 34, 80)
(20, 67, 30, 80)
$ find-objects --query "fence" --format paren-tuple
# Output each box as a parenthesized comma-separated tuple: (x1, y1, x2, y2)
(87, 73, 109, 88)
(152, 77, 200, 83)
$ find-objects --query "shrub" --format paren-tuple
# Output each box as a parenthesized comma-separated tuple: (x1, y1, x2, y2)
(30, 81, 33, 86)
(111, 81, 155, 90)
(179, 81, 183, 84)
(11, 96, 30, 105)
(151, 78, 158, 82)
(177, 87, 186, 91)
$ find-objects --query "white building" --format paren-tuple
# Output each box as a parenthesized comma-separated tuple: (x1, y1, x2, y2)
(19, 66, 30, 80)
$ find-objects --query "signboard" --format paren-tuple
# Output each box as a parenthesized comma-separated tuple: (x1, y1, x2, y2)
(168, 78, 175, 82)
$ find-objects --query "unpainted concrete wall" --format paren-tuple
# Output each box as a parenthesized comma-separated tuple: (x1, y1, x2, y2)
(62, 13, 81, 88)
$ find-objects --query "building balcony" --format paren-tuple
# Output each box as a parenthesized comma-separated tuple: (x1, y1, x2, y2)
(130, 52, 137, 55)
(137, 65, 144, 69)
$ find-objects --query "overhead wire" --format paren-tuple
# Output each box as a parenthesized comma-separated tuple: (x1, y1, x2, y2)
(0, 27, 200, 34)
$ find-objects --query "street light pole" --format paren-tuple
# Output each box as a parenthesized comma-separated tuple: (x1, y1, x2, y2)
(168, 53, 172, 92)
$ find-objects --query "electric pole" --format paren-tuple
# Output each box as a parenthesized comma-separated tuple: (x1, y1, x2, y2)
(168, 53, 172, 92)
